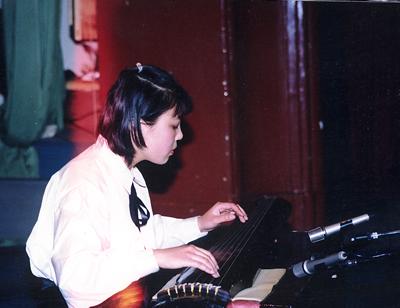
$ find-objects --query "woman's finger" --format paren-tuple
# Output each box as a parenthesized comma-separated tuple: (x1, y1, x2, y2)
(217, 203, 248, 222)
(187, 246, 220, 277)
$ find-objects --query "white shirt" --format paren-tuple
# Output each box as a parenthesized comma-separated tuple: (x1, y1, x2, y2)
(26, 135, 206, 308)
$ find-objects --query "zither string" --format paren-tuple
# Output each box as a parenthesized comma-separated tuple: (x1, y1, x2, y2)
(177, 198, 275, 286)
(211, 199, 273, 285)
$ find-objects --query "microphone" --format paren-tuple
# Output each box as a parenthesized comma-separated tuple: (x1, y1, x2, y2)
(307, 214, 370, 243)
(292, 251, 347, 278)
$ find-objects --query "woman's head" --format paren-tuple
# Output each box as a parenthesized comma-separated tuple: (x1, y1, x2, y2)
(98, 64, 192, 166)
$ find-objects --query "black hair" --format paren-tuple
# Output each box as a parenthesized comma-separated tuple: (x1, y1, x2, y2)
(98, 65, 192, 165)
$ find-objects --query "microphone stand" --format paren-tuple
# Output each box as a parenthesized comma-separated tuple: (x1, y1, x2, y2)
(341, 228, 400, 268)
(350, 229, 400, 242)
(292, 227, 400, 276)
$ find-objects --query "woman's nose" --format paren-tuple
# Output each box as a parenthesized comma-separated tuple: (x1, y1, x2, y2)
(176, 125, 183, 140)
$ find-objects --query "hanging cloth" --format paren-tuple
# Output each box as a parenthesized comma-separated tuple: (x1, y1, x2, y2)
(0, 0, 65, 178)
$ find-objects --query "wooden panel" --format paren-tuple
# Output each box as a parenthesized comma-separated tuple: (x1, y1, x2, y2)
(97, 0, 237, 217)
(233, 1, 322, 229)
(233, 1, 290, 195)
(97, 1, 323, 228)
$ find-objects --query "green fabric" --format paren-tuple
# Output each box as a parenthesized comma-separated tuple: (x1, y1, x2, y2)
(0, 0, 65, 178)
(0, 140, 39, 178)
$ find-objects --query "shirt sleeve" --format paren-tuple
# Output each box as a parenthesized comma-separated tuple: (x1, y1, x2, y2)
(133, 167, 208, 250)
(50, 186, 159, 306)
(144, 214, 208, 249)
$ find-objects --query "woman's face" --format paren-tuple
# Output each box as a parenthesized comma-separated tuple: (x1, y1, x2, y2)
(133, 108, 183, 165)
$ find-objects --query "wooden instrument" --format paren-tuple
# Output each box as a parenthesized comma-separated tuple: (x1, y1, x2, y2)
(94, 196, 293, 308)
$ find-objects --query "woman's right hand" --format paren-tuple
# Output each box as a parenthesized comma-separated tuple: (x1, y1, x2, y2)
(153, 245, 220, 278)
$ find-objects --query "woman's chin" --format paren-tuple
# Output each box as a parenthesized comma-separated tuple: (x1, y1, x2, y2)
(150, 157, 170, 165)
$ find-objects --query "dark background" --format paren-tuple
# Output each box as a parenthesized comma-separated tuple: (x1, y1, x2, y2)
(316, 2, 400, 224)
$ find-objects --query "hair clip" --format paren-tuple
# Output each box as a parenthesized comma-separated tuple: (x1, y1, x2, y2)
(136, 62, 143, 73)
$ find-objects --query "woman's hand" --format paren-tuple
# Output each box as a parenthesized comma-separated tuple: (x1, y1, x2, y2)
(153, 245, 220, 278)
(198, 202, 248, 232)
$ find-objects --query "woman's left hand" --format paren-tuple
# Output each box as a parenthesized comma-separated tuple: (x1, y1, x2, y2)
(198, 202, 248, 232)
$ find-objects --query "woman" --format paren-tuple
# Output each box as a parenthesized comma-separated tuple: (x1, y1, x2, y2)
(26, 64, 247, 308)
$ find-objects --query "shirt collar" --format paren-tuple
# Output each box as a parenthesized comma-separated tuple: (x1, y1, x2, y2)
(96, 135, 146, 193)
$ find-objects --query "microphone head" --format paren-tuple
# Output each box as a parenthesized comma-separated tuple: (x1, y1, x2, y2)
(352, 213, 370, 225)
(308, 227, 325, 243)
(292, 261, 308, 278)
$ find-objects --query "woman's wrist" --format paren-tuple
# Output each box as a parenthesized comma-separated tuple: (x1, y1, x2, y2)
(197, 215, 207, 232)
